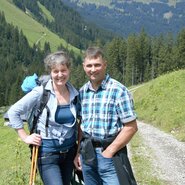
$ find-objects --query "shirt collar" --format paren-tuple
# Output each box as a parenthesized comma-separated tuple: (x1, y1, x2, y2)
(85, 74, 110, 92)
(45, 79, 79, 99)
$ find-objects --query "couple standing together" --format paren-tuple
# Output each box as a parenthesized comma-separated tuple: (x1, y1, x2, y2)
(8, 46, 138, 185)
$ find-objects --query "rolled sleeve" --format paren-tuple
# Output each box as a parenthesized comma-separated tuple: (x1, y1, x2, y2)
(116, 90, 137, 124)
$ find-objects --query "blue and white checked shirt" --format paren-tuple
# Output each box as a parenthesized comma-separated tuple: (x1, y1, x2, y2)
(79, 74, 137, 139)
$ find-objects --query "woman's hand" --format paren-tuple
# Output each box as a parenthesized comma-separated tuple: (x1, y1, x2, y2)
(16, 128, 42, 146)
(23, 133, 42, 146)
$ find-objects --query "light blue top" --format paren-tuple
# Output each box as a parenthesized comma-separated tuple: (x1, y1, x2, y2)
(8, 79, 79, 148)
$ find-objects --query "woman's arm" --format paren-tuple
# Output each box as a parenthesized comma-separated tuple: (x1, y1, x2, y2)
(8, 86, 43, 145)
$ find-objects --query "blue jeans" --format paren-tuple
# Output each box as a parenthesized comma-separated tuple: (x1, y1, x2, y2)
(81, 148, 120, 185)
(38, 146, 76, 185)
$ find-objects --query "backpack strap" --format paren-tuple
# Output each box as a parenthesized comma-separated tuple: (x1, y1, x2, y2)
(73, 95, 78, 105)
(30, 86, 50, 135)
(45, 105, 50, 137)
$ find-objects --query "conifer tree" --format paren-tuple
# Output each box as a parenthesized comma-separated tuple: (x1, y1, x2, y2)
(125, 35, 138, 86)
(176, 29, 185, 69)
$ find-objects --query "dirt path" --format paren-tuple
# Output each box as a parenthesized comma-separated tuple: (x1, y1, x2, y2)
(137, 121, 185, 185)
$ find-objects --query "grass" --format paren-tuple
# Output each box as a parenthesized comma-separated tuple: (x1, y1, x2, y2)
(130, 133, 166, 185)
(0, 117, 42, 184)
(70, 0, 113, 8)
(72, 0, 179, 7)
(0, 0, 80, 54)
(133, 70, 185, 141)
(37, 1, 54, 22)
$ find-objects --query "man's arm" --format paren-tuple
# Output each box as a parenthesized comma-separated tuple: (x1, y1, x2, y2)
(102, 119, 138, 158)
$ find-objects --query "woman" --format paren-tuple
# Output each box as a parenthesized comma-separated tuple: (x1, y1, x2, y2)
(8, 51, 79, 185)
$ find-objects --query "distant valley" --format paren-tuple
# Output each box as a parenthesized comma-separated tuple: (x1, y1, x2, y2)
(62, 0, 185, 37)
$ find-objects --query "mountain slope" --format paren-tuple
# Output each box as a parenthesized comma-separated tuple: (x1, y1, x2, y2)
(62, 0, 185, 37)
(133, 69, 185, 141)
(0, 0, 79, 53)
(11, 0, 114, 50)
(65, 0, 180, 7)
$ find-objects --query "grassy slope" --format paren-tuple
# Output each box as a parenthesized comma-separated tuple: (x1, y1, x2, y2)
(0, 118, 42, 184)
(0, 119, 29, 184)
(37, 1, 54, 22)
(0, 0, 80, 53)
(133, 69, 185, 141)
(72, 0, 180, 7)
(129, 70, 185, 184)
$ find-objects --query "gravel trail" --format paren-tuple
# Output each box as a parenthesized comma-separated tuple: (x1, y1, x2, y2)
(137, 121, 185, 185)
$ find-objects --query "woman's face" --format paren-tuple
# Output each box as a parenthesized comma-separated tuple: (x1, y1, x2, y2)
(51, 64, 70, 87)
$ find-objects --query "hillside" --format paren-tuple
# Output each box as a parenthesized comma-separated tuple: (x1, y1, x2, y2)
(133, 69, 185, 141)
(10, 0, 114, 50)
(62, 0, 185, 37)
(0, 0, 79, 53)
(0, 1, 86, 107)
(0, 0, 114, 107)
(0, 0, 114, 52)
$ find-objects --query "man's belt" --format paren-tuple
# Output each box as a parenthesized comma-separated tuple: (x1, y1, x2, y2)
(92, 140, 103, 148)
(81, 132, 119, 149)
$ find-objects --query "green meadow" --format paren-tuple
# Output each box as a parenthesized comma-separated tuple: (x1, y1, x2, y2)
(71, 0, 178, 7)
(133, 69, 185, 141)
(0, 0, 80, 53)
(129, 69, 185, 184)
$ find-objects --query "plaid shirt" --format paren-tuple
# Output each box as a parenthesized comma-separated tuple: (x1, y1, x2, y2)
(79, 74, 137, 139)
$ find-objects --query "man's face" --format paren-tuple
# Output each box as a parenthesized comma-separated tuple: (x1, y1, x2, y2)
(83, 57, 107, 85)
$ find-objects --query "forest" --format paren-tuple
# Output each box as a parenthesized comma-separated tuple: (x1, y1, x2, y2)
(0, 1, 185, 107)
(12, 0, 114, 50)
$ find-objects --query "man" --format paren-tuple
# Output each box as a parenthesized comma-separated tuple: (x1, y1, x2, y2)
(74, 47, 138, 185)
